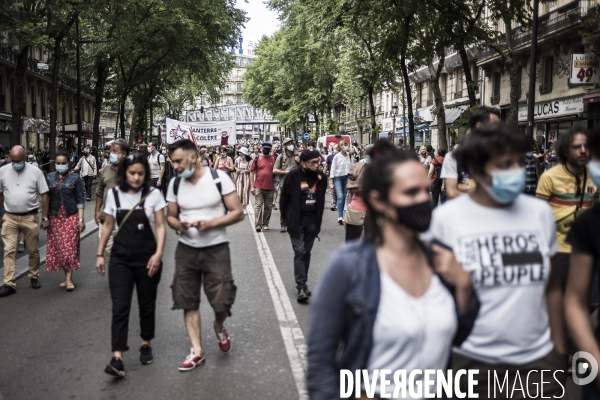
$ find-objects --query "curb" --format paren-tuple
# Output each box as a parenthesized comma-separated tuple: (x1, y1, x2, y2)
(0, 220, 99, 290)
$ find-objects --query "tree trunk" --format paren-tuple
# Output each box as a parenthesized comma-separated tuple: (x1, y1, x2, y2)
(507, 61, 519, 126)
(457, 41, 477, 108)
(92, 60, 108, 150)
(368, 86, 376, 143)
(11, 45, 30, 147)
(400, 55, 414, 150)
(120, 98, 126, 138)
(428, 50, 448, 151)
(49, 40, 61, 170)
(314, 111, 320, 137)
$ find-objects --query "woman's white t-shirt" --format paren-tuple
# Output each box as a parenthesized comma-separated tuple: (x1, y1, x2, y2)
(367, 273, 457, 398)
(104, 187, 166, 232)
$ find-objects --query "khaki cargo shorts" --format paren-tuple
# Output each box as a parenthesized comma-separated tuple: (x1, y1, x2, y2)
(171, 242, 237, 313)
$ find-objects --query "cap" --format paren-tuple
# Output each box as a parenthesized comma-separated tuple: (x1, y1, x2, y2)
(300, 150, 320, 161)
(238, 147, 250, 156)
(282, 137, 294, 146)
(262, 141, 273, 149)
(28, 154, 35, 161)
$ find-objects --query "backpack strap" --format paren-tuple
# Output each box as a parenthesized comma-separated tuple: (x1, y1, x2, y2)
(173, 176, 182, 197)
(210, 168, 228, 212)
(112, 187, 121, 209)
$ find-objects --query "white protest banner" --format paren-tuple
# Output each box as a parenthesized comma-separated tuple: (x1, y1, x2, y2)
(166, 118, 237, 148)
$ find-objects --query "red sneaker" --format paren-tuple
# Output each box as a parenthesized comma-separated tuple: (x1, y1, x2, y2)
(215, 327, 232, 353)
(178, 348, 205, 371)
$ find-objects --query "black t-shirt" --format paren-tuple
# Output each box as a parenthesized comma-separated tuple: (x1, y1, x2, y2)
(326, 154, 335, 176)
(567, 203, 600, 337)
(299, 170, 319, 225)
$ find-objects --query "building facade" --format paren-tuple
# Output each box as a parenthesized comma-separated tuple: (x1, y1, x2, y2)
(0, 38, 95, 152)
(184, 52, 279, 141)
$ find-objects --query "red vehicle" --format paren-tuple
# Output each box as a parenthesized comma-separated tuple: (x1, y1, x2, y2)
(317, 134, 351, 149)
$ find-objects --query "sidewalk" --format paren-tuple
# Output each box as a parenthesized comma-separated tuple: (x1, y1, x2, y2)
(0, 184, 100, 289)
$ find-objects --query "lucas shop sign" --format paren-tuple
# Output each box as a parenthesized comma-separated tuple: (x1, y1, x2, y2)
(518, 97, 583, 122)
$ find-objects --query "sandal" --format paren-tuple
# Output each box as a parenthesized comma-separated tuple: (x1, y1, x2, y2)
(59, 281, 67, 288)
(66, 283, 75, 292)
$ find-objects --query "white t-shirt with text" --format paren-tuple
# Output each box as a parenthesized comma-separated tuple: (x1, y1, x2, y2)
(166, 168, 235, 248)
(425, 194, 557, 365)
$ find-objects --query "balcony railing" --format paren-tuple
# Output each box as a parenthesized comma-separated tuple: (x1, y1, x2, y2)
(539, 82, 553, 94)
(454, 91, 463, 99)
(491, 94, 500, 105)
(0, 45, 95, 97)
(479, 0, 587, 60)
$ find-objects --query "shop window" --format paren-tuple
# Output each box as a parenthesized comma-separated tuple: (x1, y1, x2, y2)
(540, 57, 553, 95)
(491, 72, 501, 105)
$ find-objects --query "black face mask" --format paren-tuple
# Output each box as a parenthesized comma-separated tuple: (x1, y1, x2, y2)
(262, 148, 270, 155)
(392, 200, 432, 233)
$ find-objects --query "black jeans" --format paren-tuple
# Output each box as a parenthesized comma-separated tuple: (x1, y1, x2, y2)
(431, 185, 446, 208)
(289, 224, 318, 289)
(83, 175, 94, 199)
(109, 258, 162, 352)
(345, 224, 363, 242)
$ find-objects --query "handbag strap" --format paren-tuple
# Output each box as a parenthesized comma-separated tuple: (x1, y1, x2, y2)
(51, 172, 72, 198)
(112, 188, 151, 238)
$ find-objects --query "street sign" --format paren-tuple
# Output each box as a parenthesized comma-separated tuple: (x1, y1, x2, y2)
(303, 133, 309, 140)
(37, 62, 49, 70)
(297, 135, 302, 142)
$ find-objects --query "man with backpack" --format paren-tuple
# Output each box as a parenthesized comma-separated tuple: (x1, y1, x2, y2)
(273, 138, 299, 232)
(428, 148, 447, 208)
(165, 139, 244, 372)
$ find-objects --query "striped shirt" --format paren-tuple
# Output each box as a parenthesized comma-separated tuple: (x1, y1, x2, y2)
(536, 164, 598, 253)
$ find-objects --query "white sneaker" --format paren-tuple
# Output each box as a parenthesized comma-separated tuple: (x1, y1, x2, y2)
(243, 208, 247, 215)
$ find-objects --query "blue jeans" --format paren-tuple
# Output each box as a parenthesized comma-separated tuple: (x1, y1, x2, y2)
(333, 176, 348, 220)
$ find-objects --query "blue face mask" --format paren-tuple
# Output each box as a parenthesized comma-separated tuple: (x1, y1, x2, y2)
(109, 153, 121, 165)
(334, 149, 339, 154)
(525, 152, 533, 158)
(481, 168, 526, 205)
(180, 158, 195, 179)
(12, 162, 24, 171)
(343, 146, 349, 152)
(365, 156, 372, 164)
(56, 165, 69, 174)
(589, 161, 600, 187)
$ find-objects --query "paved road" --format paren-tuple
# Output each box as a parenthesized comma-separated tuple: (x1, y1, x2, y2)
(0, 195, 345, 400)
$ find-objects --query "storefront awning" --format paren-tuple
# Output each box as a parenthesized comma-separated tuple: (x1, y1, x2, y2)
(583, 90, 600, 104)
(429, 106, 468, 128)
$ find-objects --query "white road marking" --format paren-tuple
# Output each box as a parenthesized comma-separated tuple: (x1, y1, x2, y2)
(246, 205, 308, 400)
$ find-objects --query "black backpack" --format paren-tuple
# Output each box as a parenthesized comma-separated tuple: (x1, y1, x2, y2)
(172, 167, 228, 213)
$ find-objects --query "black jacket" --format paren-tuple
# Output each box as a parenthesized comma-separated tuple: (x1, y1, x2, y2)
(279, 167, 327, 233)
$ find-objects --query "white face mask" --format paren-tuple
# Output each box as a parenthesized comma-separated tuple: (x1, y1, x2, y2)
(286, 145, 294, 152)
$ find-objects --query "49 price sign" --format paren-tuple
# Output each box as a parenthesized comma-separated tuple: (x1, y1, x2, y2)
(571, 54, 600, 85)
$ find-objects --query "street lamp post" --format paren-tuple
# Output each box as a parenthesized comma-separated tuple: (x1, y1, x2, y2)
(76, 17, 82, 157)
(527, 0, 540, 137)
(391, 102, 399, 147)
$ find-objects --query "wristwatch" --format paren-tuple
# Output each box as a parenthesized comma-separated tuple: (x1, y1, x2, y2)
(79, 218, 84, 222)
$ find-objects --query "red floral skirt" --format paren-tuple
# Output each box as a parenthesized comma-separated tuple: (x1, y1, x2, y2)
(46, 205, 80, 272)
